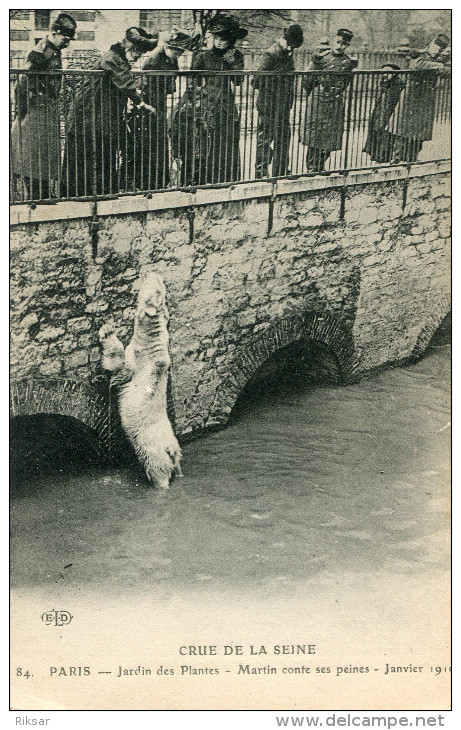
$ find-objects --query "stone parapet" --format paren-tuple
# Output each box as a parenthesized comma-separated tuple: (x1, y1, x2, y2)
(10, 163, 451, 440)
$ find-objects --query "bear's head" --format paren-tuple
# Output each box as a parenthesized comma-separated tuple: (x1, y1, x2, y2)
(136, 272, 167, 321)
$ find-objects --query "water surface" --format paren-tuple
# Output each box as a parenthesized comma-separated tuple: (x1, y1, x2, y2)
(10, 332, 450, 599)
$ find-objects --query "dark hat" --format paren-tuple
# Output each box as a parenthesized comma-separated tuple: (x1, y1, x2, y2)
(381, 63, 401, 71)
(51, 12, 77, 39)
(336, 28, 354, 43)
(284, 24, 304, 48)
(208, 15, 248, 42)
(165, 28, 192, 51)
(433, 33, 450, 50)
(126, 27, 158, 54)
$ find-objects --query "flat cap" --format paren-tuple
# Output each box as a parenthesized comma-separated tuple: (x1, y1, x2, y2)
(51, 12, 77, 39)
(336, 28, 353, 43)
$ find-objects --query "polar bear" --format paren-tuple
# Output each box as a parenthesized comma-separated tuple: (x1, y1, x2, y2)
(99, 272, 182, 489)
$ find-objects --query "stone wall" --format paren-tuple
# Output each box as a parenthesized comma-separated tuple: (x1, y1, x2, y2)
(10, 164, 451, 439)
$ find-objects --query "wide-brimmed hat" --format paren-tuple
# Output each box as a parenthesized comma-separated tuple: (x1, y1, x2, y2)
(126, 27, 158, 54)
(51, 12, 77, 40)
(336, 28, 354, 44)
(164, 28, 192, 51)
(209, 15, 248, 42)
(284, 24, 304, 48)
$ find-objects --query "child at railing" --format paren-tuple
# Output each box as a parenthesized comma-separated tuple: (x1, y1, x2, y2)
(123, 29, 192, 191)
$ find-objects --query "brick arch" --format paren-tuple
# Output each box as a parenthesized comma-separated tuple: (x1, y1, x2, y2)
(10, 378, 112, 450)
(411, 293, 451, 359)
(207, 311, 360, 429)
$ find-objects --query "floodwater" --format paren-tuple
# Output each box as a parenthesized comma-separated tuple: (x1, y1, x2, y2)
(10, 323, 450, 600)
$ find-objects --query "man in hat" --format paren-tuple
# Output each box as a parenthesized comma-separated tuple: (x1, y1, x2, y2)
(62, 27, 157, 196)
(386, 33, 450, 162)
(129, 30, 192, 189)
(11, 13, 77, 200)
(301, 28, 357, 172)
(254, 24, 304, 178)
(394, 37, 411, 67)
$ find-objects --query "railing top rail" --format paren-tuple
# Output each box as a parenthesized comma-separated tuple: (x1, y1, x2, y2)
(9, 67, 445, 76)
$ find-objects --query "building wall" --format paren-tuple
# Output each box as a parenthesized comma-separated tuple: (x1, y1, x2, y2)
(10, 166, 451, 439)
(10, 9, 193, 64)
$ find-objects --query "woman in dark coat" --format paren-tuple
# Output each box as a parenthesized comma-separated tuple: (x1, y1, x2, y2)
(61, 27, 157, 197)
(171, 15, 247, 186)
(11, 13, 77, 200)
(363, 65, 405, 163)
(127, 29, 191, 190)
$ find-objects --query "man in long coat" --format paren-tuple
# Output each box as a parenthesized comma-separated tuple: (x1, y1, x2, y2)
(385, 33, 450, 162)
(363, 64, 405, 163)
(11, 13, 77, 200)
(131, 29, 191, 190)
(301, 28, 357, 172)
(61, 27, 157, 197)
(253, 24, 304, 178)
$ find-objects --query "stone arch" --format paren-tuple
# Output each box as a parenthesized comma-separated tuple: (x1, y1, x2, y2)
(9, 378, 113, 453)
(411, 293, 451, 359)
(207, 311, 360, 429)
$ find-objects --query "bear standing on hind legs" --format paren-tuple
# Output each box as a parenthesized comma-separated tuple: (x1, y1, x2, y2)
(99, 272, 182, 490)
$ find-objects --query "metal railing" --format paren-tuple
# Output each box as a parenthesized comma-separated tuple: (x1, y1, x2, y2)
(9, 49, 418, 71)
(242, 48, 413, 70)
(10, 69, 451, 204)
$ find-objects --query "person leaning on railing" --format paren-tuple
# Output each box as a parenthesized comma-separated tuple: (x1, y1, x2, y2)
(386, 33, 451, 163)
(301, 28, 357, 173)
(61, 27, 157, 197)
(253, 24, 304, 179)
(129, 29, 192, 191)
(10, 13, 77, 200)
(171, 15, 247, 186)
(363, 64, 405, 164)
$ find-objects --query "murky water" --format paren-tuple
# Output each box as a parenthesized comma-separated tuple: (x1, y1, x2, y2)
(10, 327, 450, 599)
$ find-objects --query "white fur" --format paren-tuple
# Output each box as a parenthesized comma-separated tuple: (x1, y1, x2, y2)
(99, 273, 182, 489)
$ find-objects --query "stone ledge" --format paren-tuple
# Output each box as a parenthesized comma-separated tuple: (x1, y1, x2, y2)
(10, 160, 451, 227)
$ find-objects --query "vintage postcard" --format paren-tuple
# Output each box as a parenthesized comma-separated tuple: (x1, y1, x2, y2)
(9, 5, 451, 716)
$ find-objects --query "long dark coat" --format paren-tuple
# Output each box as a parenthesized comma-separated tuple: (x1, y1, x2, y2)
(127, 48, 179, 189)
(253, 41, 296, 116)
(253, 41, 296, 177)
(301, 50, 356, 150)
(364, 74, 405, 163)
(171, 46, 244, 185)
(62, 44, 143, 196)
(386, 52, 451, 140)
(11, 37, 63, 188)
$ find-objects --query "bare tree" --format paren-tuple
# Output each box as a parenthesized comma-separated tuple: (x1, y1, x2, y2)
(189, 9, 292, 49)
(384, 10, 412, 44)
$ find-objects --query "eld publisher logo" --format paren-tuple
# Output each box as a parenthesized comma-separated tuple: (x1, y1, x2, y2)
(41, 610, 73, 627)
